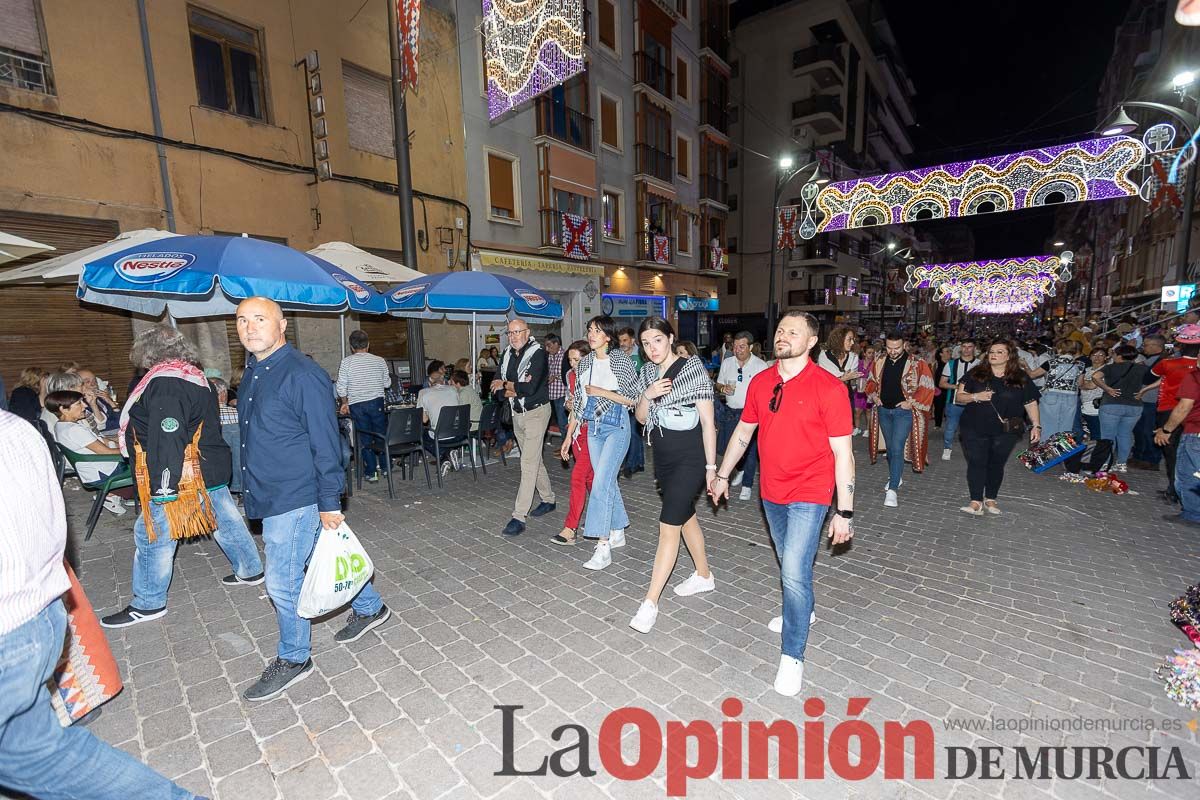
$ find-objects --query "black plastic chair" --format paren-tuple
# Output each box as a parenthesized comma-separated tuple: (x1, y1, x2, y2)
(428, 404, 475, 487)
(473, 403, 508, 468)
(360, 407, 430, 499)
(37, 419, 66, 485)
(337, 416, 355, 498)
(56, 445, 132, 542)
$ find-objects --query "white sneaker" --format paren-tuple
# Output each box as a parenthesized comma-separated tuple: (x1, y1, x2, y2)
(884, 489, 898, 508)
(629, 600, 658, 633)
(583, 541, 611, 570)
(673, 571, 715, 597)
(440, 460, 452, 477)
(941, 448, 952, 461)
(852, 427, 861, 436)
(738, 486, 752, 501)
(609, 528, 626, 548)
(861, 429, 869, 438)
(450, 450, 461, 471)
(103, 495, 128, 516)
(884, 477, 903, 490)
(730, 470, 744, 487)
(774, 655, 805, 696)
(768, 611, 816, 633)
(1113, 463, 1128, 473)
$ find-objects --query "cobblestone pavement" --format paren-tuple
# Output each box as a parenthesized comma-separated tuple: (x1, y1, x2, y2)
(46, 435, 1200, 799)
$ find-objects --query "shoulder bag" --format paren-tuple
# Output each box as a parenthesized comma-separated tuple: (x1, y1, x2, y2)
(987, 384, 1026, 435)
(656, 358, 700, 431)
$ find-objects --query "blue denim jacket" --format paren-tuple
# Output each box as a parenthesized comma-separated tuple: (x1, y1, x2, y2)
(238, 344, 343, 518)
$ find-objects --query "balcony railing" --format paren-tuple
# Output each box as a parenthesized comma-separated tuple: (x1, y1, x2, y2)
(635, 51, 673, 99)
(700, 24, 730, 63)
(700, 173, 727, 204)
(791, 44, 845, 74)
(0, 47, 53, 94)
(635, 143, 674, 183)
(700, 244, 728, 273)
(701, 99, 728, 134)
(791, 95, 844, 122)
(637, 231, 675, 265)
(540, 209, 598, 254)
(787, 289, 832, 307)
(535, 97, 594, 152)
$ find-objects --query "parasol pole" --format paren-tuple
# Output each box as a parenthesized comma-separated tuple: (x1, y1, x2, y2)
(339, 313, 346, 360)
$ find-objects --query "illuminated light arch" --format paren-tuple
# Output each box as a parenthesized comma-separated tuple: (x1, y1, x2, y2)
(1027, 174, 1087, 207)
(805, 137, 1144, 237)
(901, 193, 950, 222)
(961, 184, 1014, 215)
(484, 0, 585, 120)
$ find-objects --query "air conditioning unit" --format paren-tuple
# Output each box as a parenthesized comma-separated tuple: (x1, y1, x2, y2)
(789, 270, 802, 280)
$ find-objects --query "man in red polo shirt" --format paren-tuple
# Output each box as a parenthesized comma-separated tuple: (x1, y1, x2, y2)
(1145, 324, 1200, 503)
(710, 311, 855, 696)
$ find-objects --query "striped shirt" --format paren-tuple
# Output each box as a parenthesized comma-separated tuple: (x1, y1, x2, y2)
(548, 350, 566, 400)
(0, 410, 69, 636)
(335, 352, 390, 406)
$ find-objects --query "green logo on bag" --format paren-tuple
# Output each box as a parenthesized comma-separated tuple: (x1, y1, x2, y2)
(160, 417, 180, 433)
(350, 554, 366, 575)
(335, 556, 349, 582)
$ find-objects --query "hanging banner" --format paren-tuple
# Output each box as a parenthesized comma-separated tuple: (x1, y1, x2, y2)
(777, 207, 798, 250)
(802, 136, 1144, 238)
(483, 0, 585, 120)
(561, 213, 593, 260)
(652, 234, 671, 264)
(397, 0, 421, 91)
(708, 246, 726, 272)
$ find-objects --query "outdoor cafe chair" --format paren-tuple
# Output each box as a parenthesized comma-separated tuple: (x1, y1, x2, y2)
(37, 419, 66, 485)
(428, 404, 476, 488)
(360, 407, 430, 499)
(55, 445, 133, 542)
(473, 403, 508, 468)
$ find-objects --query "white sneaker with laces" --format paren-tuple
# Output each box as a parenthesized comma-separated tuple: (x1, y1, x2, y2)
(941, 448, 952, 461)
(730, 470, 744, 487)
(1113, 463, 1128, 473)
(738, 486, 752, 501)
(629, 600, 658, 633)
(609, 528, 626, 548)
(884, 489, 898, 508)
(774, 655, 805, 696)
(768, 611, 816, 633)
(103, 495, 127, 516)
(673, 571, 715, 597)
(583, 541, 611, 570)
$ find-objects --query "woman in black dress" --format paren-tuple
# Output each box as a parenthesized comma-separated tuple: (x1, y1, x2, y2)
(629, 317, 718, 634)
(955, 340, 1042, 516)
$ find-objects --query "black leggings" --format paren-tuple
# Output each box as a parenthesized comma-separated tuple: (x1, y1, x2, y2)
(961, 432, 1021, 502)
(1157, 410, 1181, 495)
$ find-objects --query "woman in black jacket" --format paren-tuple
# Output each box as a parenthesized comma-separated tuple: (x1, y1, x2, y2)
(954, 340, 1042, 516)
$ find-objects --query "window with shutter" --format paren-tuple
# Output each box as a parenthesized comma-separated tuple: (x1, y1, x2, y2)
(343, 63, 394, 157)
(0, 0, 53, 94)
(676, 57, 688, 101)
(598, 0, 617, 52)
(676, 135, 690, 180)
(188, 7, 267, 120)
(599, 92, 620, 150)
(487, 152, 518, 221)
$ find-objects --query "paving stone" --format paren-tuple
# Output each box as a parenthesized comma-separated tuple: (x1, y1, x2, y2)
(214, 763, 278, 800)
(315, 721, 373, 768)
(338, 753, 400, 800)
(276, 757, 340, 800)
(204, 729, 261, 778)
(262, 724, 318, 773)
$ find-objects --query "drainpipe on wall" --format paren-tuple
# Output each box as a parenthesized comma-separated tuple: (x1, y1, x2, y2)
(136, 0, 177, 234)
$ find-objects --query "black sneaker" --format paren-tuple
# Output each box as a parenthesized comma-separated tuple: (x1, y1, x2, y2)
(333, 605, 392, 644)
(221, 571, 265, 586)
(99, 605, 166, 628)
(529, 501, 556, 517)
(242, 657, 314, 701)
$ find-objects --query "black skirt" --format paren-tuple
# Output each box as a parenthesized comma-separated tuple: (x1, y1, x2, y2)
(650, 425, 707, 525)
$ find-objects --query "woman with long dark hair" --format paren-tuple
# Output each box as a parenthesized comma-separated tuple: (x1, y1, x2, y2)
(629, 317, 718, 633)
(565, 316, 640, 570)
(954, 340, 1042, 516)
(817, 326, 860, 431)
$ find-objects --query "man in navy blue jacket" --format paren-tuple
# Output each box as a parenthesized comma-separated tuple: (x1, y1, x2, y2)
(235, 297, 390, 701)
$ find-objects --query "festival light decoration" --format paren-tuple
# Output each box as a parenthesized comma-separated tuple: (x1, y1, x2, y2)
(483, 0, 585, 120)
(796, 137, 1144, 239)
(908, 254, 1074, 315)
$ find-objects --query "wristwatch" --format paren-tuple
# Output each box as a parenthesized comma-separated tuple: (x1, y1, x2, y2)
(835, 509, 854, 519)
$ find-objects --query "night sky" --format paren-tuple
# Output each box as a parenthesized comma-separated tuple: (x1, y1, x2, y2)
(734, 0, 1134, 258)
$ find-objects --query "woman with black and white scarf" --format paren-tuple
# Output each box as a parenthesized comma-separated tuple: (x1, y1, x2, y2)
(564, 315, 640, 571)
(629, 317, 718, 634)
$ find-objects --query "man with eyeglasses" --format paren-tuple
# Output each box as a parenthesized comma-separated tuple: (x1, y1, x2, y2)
(491, 318, 556, 536)
(714, 331, 768, 500)
(710, 311, 854, 696)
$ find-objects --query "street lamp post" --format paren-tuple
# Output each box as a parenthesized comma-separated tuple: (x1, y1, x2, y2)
(765, 156, 825, 344)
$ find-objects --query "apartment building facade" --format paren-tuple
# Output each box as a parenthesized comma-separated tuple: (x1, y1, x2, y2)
(456, 0, 732, 348)
(0, 0, 469, 387)
(725, 0, 930, 334)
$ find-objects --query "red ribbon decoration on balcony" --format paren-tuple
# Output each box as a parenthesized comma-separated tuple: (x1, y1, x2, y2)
(397, 0, 421, 91)
(709, 246, 725, 272)
(561, 213, 593, 260)
(777, 207, 798, 250)
(653, 234, 671, 264)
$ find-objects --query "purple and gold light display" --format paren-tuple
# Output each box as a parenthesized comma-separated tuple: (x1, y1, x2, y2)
(483, 0, 585, 120)
(797, 137, 1144, 239)
(907, 254, 1072, 315)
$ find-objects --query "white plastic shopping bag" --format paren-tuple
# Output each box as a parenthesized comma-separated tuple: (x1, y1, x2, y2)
(297, 522, 375, 618)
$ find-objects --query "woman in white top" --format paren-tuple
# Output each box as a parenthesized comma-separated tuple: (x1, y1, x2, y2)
(1078, 345, 1109, 441)
(46, 390, 129, 516)
(816, 325, 862, 434)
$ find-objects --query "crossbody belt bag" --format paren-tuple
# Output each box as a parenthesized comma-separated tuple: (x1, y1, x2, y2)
(657, 358, 699, 431)
(989, 396, 1026, 435)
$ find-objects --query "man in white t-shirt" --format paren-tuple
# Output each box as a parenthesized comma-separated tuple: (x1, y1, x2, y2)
(715, 331, 769, 500)
(938, 339, 980, 460)
(418, 369, 462, 471)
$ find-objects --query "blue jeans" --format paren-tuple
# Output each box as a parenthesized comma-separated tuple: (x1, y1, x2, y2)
(877, 406, 914, 491)
(717, 405, 759, 486)
(1099, 404, 1142, 465)
(263, 504, 383, 663)
(584, 412, 631, 539)
(1133, 401, 1163, 464)
(551, 398, 568, 434)
(221, 423, 242, 493)
(1081, 413, 1102, 441)
(624, 412, 644, 471)
(942, 402, 964, 450)
(133, 485, 262, 609)
(1039, 391, 1079, 439)
(349, 398, 387, 476)
(1175, 434, 1200, 522)
(0, 601, 195, 799)
(762, 500, 829, 661)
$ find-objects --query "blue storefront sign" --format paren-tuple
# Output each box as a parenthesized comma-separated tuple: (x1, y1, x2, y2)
(675, 295, 719, 312)
(601, 293, 667, 320)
